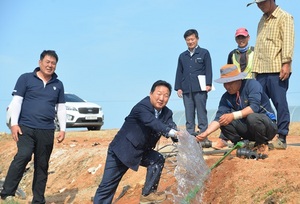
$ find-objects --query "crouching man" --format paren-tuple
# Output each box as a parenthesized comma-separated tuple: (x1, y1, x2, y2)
(195, 64, 277, 155)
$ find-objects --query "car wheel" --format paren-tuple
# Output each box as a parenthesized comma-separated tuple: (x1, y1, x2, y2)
(87, 126, 101, 131)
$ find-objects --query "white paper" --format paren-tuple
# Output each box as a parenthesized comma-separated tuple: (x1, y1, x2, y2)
(198, 75, 215, 91)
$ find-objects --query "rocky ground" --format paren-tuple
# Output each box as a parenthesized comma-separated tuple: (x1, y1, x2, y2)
(0, 122, 300, 204)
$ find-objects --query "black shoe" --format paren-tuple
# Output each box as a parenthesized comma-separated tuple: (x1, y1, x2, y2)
(278, 134, 287, 143)
(1, 196, 15, 201)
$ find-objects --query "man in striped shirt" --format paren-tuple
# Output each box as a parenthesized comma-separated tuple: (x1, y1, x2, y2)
(248, 0, 295, 149)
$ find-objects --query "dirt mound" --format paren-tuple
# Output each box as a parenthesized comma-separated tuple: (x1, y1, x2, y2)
(0, 123, 300, 204)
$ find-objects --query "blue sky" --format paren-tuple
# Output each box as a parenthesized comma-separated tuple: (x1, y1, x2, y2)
(0, 0, 299, 132)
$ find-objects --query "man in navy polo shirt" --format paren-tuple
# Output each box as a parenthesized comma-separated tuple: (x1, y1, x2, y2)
(0, 50, 66, 203)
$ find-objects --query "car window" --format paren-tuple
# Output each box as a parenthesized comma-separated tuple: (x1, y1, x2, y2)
(65, 94, 85, 102)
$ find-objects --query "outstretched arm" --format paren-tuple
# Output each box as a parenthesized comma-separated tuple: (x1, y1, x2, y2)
(195, 121, 220, 142)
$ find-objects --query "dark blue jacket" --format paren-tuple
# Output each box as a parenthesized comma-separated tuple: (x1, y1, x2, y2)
(109, 96, 177, 171)
(174, 46, 213, 93)
(215, 79, 276, 121)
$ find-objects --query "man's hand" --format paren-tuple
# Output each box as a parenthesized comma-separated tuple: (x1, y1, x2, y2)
(56, 131, 65, 143)
(219, 113, 234, 126)
(177, 89, 183, 98)
(195, 132, 208, 142)
(279, 63, 291, 81)
(171, 130, 187, 142)
(10, 125, 22, 142)
(171, 130, 181, 142)
(206, 86, 212, 92)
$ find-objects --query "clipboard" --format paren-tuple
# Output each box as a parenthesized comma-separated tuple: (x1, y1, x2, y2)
(198, 75, 215, 91)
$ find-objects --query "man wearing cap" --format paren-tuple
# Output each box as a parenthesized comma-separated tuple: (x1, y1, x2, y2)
(195, 64, 278, 155)
(227, 28, 254, 79)
(247, 0, 295, 149)
(212, 28, 255, 150)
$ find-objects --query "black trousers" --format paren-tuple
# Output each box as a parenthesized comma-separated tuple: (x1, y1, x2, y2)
(0, 126, 54, 204)
(220, 113, 278, 145)
(93, 147, 165, 204)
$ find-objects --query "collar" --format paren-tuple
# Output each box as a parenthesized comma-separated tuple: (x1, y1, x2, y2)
(264, 5, 279, 20)
(154, 109, 162, 118)
(188, 45, 199, 56)
(33, 67, 58, 81)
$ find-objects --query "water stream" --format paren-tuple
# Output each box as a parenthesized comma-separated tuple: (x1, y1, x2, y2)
(172, 130, 211, 204)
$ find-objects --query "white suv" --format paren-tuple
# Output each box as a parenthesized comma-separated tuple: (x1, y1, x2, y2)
(59, 93, 104, 131)
(6, 93, 104, 131)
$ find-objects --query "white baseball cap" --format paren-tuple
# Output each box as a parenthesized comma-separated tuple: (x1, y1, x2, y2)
(247, 0, 267, 7)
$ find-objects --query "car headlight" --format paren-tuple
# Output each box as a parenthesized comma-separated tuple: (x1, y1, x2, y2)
(66, 114, 74, 121)
(66, 106, 78, 111)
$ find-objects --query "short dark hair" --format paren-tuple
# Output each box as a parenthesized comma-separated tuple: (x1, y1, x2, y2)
(184, 29, 199, 39)
(151, 80, 172, 96)
(40, 50, 59, 62)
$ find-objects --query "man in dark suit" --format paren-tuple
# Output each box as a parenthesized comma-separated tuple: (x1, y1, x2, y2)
(93, 80, 178, 204)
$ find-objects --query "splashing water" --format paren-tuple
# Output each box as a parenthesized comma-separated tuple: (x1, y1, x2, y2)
(173, 130, 210, 204)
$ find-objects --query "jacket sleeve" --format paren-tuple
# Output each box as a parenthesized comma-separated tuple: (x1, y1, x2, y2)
(204, 50, 213, 86)
(281, 12, 294, 63)
(174, 55, 183, 91)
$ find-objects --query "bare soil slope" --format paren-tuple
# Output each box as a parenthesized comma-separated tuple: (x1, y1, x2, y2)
(0, 122, 300, 204)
